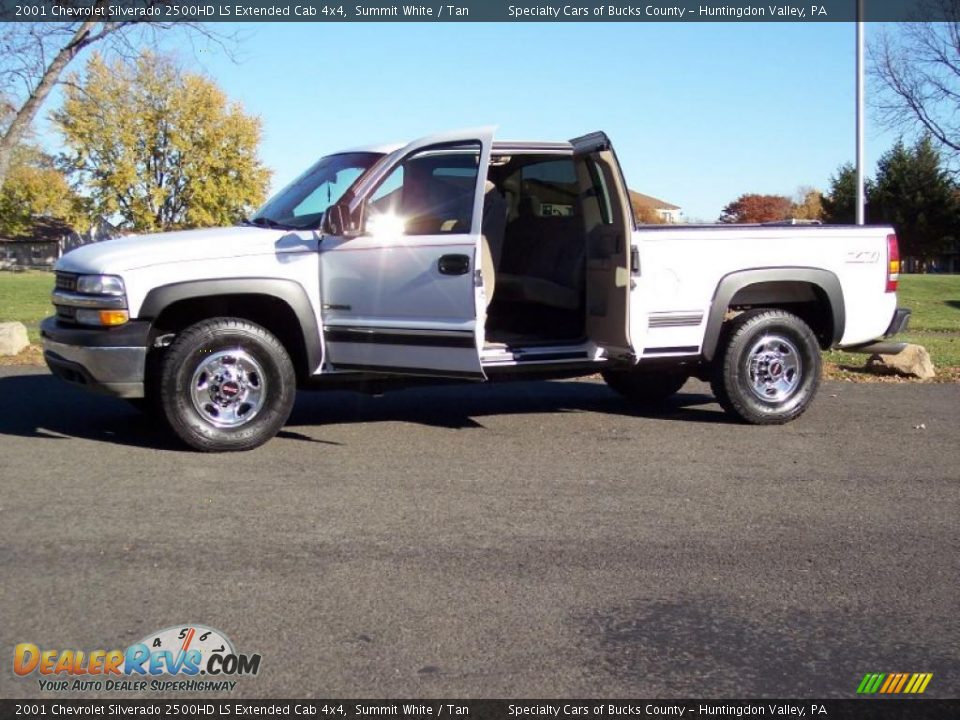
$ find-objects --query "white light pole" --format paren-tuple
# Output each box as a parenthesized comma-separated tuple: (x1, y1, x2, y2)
(856, 0, 865, 225)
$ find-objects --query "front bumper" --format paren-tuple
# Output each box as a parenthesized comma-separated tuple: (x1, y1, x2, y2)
(41, 317, 150, 398)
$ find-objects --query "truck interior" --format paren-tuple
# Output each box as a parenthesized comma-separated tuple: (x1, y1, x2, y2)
(482, 153, 587, 347)
(483, 149, 635, 352)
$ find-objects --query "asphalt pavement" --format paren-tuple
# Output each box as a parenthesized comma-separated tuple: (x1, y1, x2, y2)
(0, 366, 957, 699)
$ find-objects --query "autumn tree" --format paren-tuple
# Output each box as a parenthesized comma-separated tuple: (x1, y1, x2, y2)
(718, 194, 792, 223)
(54, 53, 270, 232)
(0, 17, 229, 190)
(791, 187, 824, 221)
(0, 145, 83, 238)
(870, 136, 960, 262)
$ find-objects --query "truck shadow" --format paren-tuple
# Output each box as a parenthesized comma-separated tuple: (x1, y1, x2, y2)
(0, 371, 182, 450)
(288, 378, 729, 431)
(0, 370, 730, 450)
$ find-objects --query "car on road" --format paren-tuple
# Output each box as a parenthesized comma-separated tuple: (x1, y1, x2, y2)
(41, 128, 910, 451)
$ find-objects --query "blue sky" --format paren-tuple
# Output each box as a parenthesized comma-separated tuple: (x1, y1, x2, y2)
(40, 21, 902, 221)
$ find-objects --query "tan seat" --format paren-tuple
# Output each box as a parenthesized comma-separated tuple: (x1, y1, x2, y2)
(496, 198, 585, 311)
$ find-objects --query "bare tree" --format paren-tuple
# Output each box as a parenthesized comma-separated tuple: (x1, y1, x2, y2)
(870, 4, 960, 156)
(0, 11, 232, 189)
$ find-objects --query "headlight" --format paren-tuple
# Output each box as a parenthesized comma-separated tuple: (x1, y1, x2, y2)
(76, 274, 125, 296)
(52, 272, 129, 327)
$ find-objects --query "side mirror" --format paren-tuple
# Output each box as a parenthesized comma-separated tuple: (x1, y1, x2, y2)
(322, 201, 366, 237)
(322, 204, 345, 236)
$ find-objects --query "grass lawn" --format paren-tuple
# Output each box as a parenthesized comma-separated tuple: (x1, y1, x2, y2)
(0, 269, 958, 377)
(825, 274, 960, 377)
(0, 270, 53, 344)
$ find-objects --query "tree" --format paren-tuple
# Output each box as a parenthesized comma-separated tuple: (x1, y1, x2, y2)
(821, 163, 858, 224)
(870, 9, 960, 158)
(718, 194, 792, 223)
(0, 16, 229, 190)
(54, 52, 270, 232)
(869, 136, 960, 262)
(0, 145, 83, 238)
(791, 186, 825, 221)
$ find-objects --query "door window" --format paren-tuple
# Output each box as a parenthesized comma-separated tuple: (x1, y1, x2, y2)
(365, 143, 481, 236)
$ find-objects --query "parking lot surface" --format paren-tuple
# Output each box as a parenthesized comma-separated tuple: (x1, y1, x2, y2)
(0, 366, 957, 698)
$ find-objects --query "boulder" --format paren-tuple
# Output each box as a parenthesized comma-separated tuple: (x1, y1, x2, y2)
(866, 343, 936, 380)
(0, 321, 29, 356)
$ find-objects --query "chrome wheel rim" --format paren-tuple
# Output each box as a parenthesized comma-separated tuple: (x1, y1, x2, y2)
(189, 349, 267, 428)
(745, 334, 802, 403)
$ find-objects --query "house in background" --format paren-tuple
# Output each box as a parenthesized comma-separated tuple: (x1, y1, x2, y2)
(629, 190, 682, 224)
(0, 216, 119, 270)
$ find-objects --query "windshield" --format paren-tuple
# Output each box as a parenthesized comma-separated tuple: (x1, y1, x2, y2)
(250, 152, 382, 230)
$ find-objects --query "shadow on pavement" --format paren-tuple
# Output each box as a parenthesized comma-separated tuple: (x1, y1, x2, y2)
(287, 377, 730, 430)
(0, 372, 182, 450)
(0, 370, 730, 450)
(575, 596, 960, 697)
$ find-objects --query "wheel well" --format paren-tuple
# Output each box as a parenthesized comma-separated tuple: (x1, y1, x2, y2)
(150, 294, 310, 381)
(727, 281, 835, 349)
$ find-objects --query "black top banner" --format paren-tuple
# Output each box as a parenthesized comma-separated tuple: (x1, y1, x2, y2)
(2, 0, 960, 22)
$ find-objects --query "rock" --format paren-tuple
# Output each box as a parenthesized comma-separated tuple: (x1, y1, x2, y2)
(866, 343, 936, 380)
(0, 321, 29, 356)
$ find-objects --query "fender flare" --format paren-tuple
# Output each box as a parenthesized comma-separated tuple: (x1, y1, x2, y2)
(138, 278, 322, 373)
(701, 267, 845, 361)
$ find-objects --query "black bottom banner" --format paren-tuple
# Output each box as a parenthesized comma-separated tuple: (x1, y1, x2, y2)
(3, 700, 959, 720)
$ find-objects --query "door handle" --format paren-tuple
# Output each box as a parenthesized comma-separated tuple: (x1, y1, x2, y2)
(438, 254, 470, 275)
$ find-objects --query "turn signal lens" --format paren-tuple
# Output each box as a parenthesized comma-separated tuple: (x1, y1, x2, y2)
(99, 310, 129, 326)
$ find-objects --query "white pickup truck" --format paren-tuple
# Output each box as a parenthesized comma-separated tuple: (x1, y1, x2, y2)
(42, 128, 910, 451)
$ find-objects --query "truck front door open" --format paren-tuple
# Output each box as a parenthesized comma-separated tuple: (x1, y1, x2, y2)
(318, 128, 495, 378)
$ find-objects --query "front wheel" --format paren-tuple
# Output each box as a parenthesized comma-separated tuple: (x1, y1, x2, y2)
(710, 308, 821, 425)
(159, 318, 296, 451)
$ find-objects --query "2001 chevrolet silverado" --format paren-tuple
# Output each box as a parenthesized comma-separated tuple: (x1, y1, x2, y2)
(42, 128, 910, 451)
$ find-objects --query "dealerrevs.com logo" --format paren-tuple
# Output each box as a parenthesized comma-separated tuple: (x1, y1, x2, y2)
(13, 624, 261, 693)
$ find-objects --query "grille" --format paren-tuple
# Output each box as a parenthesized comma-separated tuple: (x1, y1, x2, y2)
(55, 272, 78, 292)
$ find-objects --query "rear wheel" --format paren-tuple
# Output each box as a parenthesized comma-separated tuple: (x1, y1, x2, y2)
(602, 368, 689, 405)
(159, 318, 296, 451)
(710, 308, 821, 425)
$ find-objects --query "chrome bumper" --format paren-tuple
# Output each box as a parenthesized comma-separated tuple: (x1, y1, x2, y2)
(41, 317, 149, 398)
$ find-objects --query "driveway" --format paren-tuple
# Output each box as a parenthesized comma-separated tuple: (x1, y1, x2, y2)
(0, 367, 957, 698)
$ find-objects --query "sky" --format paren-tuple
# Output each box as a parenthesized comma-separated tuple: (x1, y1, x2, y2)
(37, 21, 904, 221)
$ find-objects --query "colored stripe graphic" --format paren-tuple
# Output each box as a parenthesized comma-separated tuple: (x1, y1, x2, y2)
(857, 672, 932, 694)
(880, 674, 897, 693)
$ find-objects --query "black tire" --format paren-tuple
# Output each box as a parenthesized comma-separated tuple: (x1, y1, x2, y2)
(710, 308, 821, 425)
(602, 368, 689, 404)
(159, 318, 296, 452)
